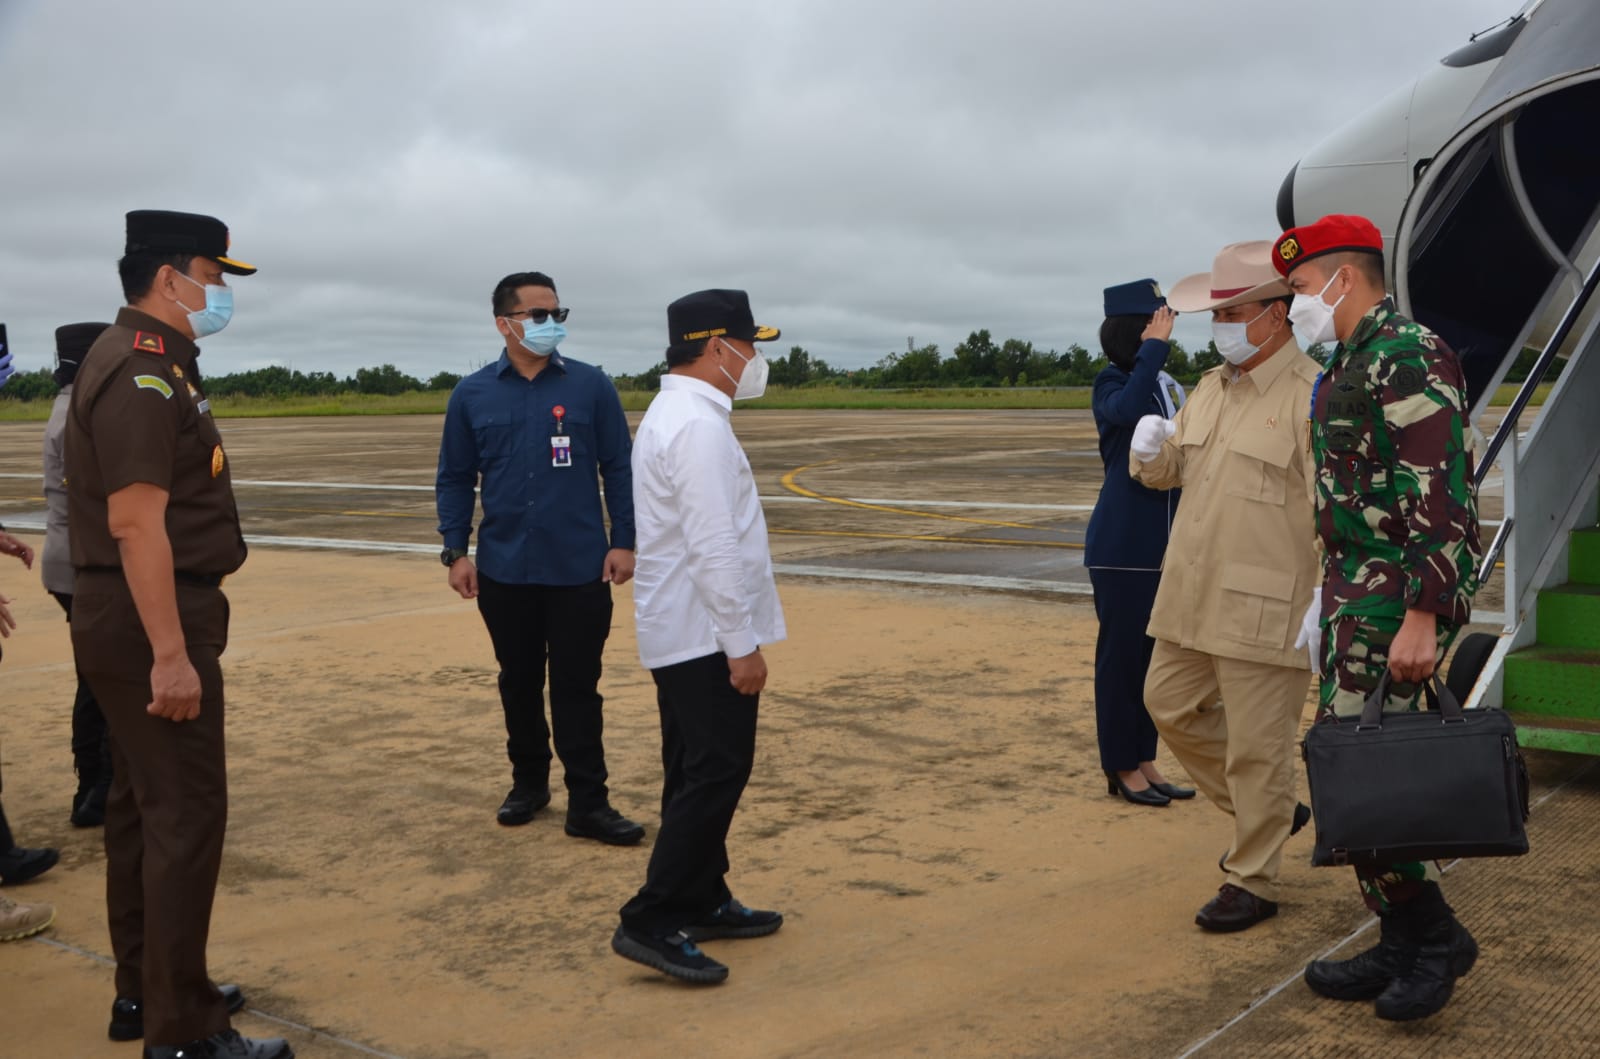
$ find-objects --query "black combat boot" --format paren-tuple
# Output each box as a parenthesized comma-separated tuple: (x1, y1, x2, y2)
(1304, 907, 1413, 1001)
(1373, 883, 1479, 1022)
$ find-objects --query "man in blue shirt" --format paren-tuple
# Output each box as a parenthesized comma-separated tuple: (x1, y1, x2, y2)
(436, 271, 643, 845)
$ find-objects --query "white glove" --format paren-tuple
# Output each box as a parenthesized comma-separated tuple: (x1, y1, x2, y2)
(1130, 415, 1176, 462)
(1293, 588, 1323, 674)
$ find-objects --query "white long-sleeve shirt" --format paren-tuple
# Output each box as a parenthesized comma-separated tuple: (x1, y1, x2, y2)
(631, 374, 786, 670)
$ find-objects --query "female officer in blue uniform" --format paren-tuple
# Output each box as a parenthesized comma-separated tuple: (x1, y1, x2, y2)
(1084, 280, 1192, 807)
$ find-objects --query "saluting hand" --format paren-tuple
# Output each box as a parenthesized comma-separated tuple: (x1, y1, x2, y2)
(148, 654, 203, 723)
(0, 532, 34, 569)
(1142, 306, 1177, 343)
(448, 557, 479, 600)
(602, 548, 635, 586)
(728, 649, 767, 696)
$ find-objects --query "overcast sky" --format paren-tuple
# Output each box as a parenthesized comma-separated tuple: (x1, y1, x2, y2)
(0, 0, 1524, 379)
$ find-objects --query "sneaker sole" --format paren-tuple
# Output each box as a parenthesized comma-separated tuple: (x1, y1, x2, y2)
(611, 933, 728, 984)
(683, 919, 783, 941)
(0, 908, 55, 941)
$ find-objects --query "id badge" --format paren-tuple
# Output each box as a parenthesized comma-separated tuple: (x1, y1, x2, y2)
(551, 435, 573, 468)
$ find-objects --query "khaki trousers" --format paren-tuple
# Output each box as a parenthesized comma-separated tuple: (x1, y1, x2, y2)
(1144, 640, 1312, 902)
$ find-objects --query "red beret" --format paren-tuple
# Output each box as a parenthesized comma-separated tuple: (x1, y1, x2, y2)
(1272, 214, 1383, 277)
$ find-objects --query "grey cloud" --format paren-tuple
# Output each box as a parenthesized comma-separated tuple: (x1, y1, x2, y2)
(0, 0, 1521, 377)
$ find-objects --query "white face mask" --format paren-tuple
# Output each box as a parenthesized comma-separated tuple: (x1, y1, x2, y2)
(174, 270, 234, 339)
(1288, 269, 1346, 347)
(718, 338, 769, 400)
(1212, 305, 1273, 365)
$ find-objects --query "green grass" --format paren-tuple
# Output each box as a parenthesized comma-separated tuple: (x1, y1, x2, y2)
(0, 381, 1554, 421)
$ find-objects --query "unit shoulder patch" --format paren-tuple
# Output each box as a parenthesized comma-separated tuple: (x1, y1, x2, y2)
(133, 374, 174, 399)
(1390, 364, 1426, 398)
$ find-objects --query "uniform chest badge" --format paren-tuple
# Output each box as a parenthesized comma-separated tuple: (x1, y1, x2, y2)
(1266, 416, 1277, 429)
(171, 364, 185, 380)
(211, 445, 226, 478)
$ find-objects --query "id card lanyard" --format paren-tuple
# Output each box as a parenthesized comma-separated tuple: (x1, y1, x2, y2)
(550, 404, 573, 468)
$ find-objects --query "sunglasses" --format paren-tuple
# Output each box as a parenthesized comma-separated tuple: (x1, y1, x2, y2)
(505, 307, 570, 324)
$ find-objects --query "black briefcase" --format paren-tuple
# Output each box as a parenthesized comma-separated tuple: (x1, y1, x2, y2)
(1301, 672, 1530, 867)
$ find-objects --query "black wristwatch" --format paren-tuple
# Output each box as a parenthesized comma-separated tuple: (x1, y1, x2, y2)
(441, 547, 469, 567)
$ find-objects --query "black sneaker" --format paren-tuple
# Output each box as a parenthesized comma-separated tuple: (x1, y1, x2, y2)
(684, 898, 784, 941)
(611, 926, 729, 984)
(496, 786, 551, 827)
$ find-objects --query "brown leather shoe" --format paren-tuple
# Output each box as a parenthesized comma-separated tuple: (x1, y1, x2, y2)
(1195, 883, 1278, 933)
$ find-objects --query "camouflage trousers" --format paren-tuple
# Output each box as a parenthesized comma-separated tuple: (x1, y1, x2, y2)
(1317, 612, 1457, 912)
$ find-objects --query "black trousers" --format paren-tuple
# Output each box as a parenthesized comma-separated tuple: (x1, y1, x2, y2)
(475, 574, 613, 812)
(620, 652, 759, 936)
(1088, 568, 1162, 772)
(52, 592, 113, 784)
(72, 573, 232, 1046)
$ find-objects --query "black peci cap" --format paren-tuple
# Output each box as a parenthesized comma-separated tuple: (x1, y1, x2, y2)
(667, 289, 779, 345)
(54, 321, 110, 386)
(125, 210, 256, 275)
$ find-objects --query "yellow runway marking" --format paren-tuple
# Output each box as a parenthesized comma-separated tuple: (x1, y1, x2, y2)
(778, 460, 1071, 534)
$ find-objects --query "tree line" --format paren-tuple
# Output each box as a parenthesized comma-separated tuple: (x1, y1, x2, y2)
(0, 335, 1561, 402)
(0, 363, 465, 402)
(611, 331, 1228, 391)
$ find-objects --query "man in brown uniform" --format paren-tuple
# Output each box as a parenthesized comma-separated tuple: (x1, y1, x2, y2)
(67, 210, 290, 1059)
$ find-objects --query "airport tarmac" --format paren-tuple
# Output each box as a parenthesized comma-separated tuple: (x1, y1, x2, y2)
(0, 409, 1580, 1059)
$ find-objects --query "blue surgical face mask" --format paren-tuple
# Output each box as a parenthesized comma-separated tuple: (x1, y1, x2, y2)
(513, 317, 566, 356)
(175, 271, 233, 339)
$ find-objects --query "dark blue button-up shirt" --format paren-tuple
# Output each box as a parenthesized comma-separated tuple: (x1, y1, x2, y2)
(436, 350, 634, 586)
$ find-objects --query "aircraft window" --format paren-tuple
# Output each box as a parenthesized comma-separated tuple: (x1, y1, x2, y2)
(1441, 16, 1527, 67)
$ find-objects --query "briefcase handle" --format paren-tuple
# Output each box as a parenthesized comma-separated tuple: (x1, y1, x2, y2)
(1357, 671, 1464, 730)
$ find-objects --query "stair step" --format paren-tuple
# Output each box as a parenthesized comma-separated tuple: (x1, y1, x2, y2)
(1573, 527, 1600, 587)
(1536, 583, 1600, 650)
(1507, 714, 1600, 756)
(1504, 645, 1600, 721)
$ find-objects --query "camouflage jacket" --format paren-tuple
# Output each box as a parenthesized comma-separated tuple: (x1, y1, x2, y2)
(1310, 297, 1481, 625)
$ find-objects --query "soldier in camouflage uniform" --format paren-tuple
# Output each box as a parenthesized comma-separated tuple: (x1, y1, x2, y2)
(1274, 215, 1482, 1023)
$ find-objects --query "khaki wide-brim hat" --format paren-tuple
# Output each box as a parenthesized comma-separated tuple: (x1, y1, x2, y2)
(1167, 240, 1290, 313)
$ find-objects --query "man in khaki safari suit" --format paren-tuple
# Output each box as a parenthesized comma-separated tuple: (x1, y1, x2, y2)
(1128, 241, 1322, 933)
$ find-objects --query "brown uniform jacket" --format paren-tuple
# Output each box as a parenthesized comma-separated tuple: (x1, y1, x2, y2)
(1130, 339, 1321, 668)
(65, 308, 246, 579)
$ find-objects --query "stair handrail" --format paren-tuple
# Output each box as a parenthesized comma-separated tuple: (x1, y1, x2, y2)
(1477, 253, 1600, 488)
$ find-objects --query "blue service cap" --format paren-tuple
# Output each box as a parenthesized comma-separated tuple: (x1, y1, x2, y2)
(1103, 278, 1166, 317)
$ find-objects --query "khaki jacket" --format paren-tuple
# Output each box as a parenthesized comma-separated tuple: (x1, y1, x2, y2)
(1131, 340, 1321, 668)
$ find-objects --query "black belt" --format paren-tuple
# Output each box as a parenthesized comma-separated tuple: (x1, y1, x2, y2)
(79, 567, 224, 588)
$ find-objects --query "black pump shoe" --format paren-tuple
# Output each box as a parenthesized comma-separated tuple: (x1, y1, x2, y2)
(1105, 771, 1170, 807)
(1148, 781, 1196, 800)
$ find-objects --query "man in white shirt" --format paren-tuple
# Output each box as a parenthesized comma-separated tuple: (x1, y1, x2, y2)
(612, 289, 787, 985)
